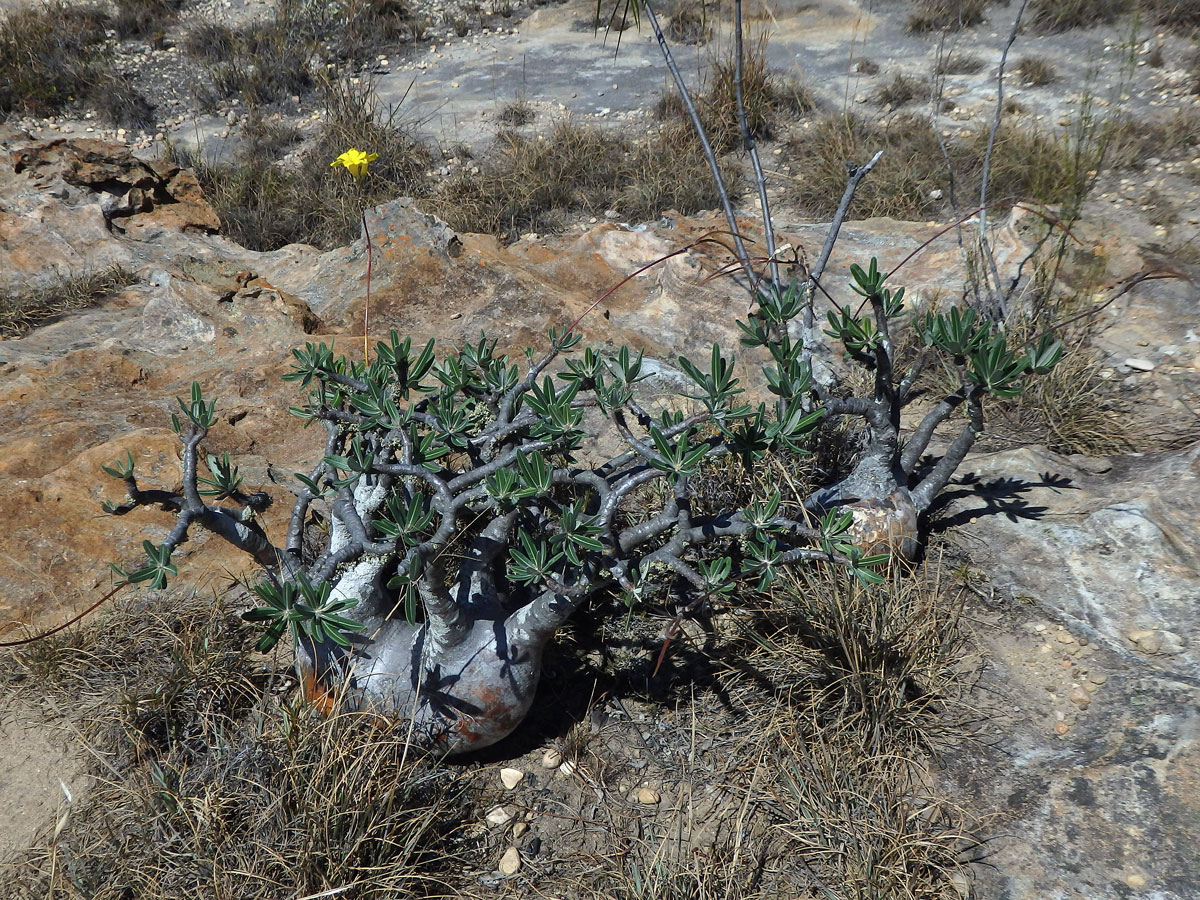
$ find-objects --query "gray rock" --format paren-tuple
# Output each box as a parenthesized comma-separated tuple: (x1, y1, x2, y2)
(940, 443, 1200, 900)
(951, 444, 1200, 681)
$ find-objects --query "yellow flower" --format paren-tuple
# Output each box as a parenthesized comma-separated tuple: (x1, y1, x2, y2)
(331, 148, 378, 180)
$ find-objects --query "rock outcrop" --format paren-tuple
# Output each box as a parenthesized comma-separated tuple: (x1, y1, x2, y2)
(2, 137, 1198, 898)
(0, 135, 1058, 630)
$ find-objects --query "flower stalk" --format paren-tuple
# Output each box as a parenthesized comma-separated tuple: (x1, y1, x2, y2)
(332, 148, 379, 364)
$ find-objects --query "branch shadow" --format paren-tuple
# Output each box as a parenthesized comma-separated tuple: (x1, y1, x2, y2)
(925, 470, 1078, 534)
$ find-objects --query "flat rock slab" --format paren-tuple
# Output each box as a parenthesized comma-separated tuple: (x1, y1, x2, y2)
(952, 444, 1200, 679)
(940, 443, 1200, 900)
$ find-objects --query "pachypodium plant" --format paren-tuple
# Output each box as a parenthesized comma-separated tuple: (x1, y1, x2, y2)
(104, 258, 1060, 753)
(102, 0, 1063, 754)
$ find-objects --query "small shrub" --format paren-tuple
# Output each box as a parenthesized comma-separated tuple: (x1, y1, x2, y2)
(0, 2, 108, 118)
(855, 58, 881, 75)
(433, 120, 630, 239)
(936, 51, 985, 75)
(184, 79, 431, 251)
(110, 0, 181, 40)
(0, 265, 137, 337)
(1142, 0, 1200, 34)
(907, 0, 989, 32)
(496, 97, 536, 126)
(1014, 55, 1057, 85)
(873, 72, 930, 107)
(1027, 0, 1132, 32)
(665, 0, 711, 43)
(785, 113, 949, 219)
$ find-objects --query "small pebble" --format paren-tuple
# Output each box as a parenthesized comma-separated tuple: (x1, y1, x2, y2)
(541, 748, 563, 769)
(636, 787, 661, 805)
(499, 846, 522, 875)
(1055, 720, 1071, 735)
(486, 805, 514, 826)
(1159, 630, 1187, 655)
(1069, 686, 1092, 709)
(512, 821, 528, 838)
(500, 767, 525, 790)
(1129, 629, 1162, 654)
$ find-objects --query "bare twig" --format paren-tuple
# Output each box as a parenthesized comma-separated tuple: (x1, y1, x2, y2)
(977, 0, 1029, 320)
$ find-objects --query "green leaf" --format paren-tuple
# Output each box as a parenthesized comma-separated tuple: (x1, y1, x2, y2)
(101, 451, 136, 480)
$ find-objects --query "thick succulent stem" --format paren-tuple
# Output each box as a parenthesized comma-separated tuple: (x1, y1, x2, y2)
(910, 389, 984, 512)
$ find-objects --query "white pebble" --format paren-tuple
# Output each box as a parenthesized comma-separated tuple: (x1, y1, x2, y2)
(486, 805, 514, 826)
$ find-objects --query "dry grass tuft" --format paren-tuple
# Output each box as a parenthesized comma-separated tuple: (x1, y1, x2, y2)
(1027, 0, 1132, 32)
(936, 51, 985, 75)
(782, 103, 1180, 222)
(774, 721, 977, 899)
(0, 265, 138, 337)
(3, 593, 465, 900)
(184, 0, 424, 107)
(703, 564, 979, 898)
(907, 0, 990, 32)
(1141, 0, 1200, 33)
(496, 97, 536, 126)
(434, 120, 628, 238)
(1014, 55, 1057, 86)
(433, 117, 726, 240)
(961, 122, 1080, 207)
(180, 79, 431, 251)
(188, 14, 317, 106)
(785, 113, 950, 220)
(990, 324, 1131, 456)
(110, 0, 181, 41)
(754, 565, 971, 755)
(702, 33, 816, 148)
(873, 72, 930, 108)
(0, 2, 152, 125)
(658, 32, 816, 153)
(664, 0, 712, 43)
